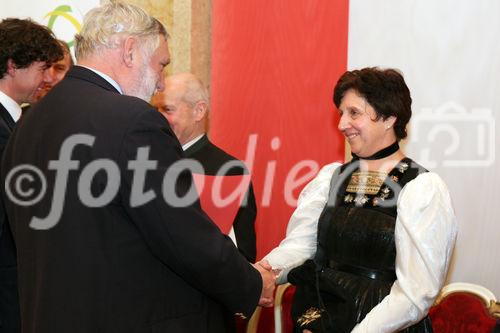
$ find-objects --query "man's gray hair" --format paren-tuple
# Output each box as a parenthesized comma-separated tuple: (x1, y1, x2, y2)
(75, 1, 167, 61)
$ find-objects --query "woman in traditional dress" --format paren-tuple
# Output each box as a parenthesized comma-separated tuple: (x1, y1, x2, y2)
(262, 67, 457, 332)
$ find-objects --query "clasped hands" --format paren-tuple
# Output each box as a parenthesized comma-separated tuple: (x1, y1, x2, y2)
(252, 260, 281, 307)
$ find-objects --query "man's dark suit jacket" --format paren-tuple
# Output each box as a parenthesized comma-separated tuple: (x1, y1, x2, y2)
(184, 135, 257, 262)
(0, 66, 261, 333)
(0, 103, 20, 333)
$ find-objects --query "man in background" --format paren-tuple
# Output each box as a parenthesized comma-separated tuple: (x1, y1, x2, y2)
(1, 3, 274, 332)
(151, 73, 257, 263)
(22, 40, 73, 114)
(33, 39, 73, 101)
(0, 17, 62, 333)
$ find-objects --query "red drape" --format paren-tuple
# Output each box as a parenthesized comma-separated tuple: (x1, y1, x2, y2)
(211, 0, 349, 259)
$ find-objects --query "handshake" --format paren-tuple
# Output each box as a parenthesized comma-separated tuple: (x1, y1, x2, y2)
(252, 260, 281, 307)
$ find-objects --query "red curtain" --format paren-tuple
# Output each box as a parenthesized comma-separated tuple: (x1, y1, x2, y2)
(211, 0, 349, 259)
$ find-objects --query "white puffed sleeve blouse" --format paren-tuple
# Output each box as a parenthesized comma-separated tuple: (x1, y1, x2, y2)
(264, 162, 457, 333)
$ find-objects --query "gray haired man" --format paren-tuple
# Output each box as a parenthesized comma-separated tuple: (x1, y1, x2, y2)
(1, 2, 274, 333)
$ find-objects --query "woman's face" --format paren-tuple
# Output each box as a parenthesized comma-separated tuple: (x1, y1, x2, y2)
(337, 89, 396, 158)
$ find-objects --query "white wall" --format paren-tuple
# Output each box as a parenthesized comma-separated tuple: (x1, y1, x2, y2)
(349, 0, 500, 295)
(1, 0, 98, 53)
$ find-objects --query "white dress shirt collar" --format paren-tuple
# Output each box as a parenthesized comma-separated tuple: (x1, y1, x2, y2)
(0, 90, 22, 123)
(79, 66, 123, 94)
(182, 134, 205, 151)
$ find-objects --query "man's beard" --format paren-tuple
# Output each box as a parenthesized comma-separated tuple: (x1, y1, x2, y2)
(127, 61, 158, 102)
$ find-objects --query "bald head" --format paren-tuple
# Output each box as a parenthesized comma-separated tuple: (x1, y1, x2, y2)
(152, 73, 209, 145)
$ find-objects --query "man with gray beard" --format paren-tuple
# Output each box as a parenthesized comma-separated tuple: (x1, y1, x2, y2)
(0, 2, 274, 332)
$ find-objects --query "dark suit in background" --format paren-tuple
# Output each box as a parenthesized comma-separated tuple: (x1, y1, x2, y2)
(185, 134, 257, 262)
(1, 15, 90, 333)
(494, 320, 500, 333)
(0, 104, 20, 333)
(1, 66, 261, 333)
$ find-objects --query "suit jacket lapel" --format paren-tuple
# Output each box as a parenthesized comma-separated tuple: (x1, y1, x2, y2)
(184, 135, 209, 157)
(0, 103, 15, 131)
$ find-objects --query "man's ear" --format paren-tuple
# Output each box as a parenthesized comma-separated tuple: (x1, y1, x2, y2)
(193, 101, 208, 121)
(122, 36, 137, 67)
(6, 59, 17, 77)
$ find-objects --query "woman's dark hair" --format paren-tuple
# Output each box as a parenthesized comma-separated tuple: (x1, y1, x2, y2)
(0, 18, 63, 79)
(333, 67, 412, 140)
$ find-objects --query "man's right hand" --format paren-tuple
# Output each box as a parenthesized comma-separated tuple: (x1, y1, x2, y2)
(252, 260, 276, 307)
